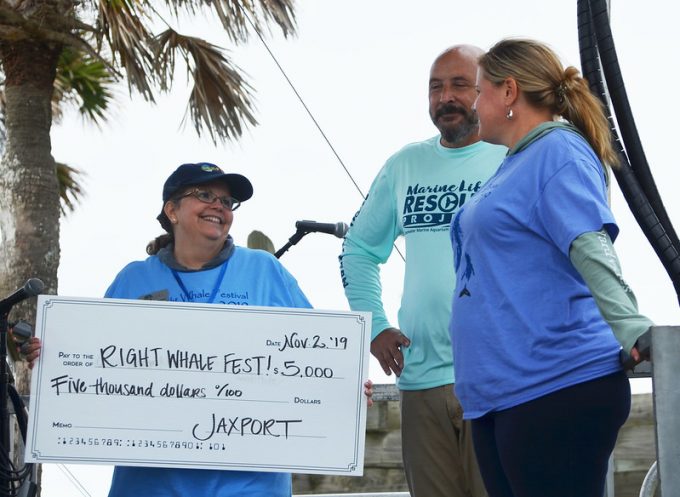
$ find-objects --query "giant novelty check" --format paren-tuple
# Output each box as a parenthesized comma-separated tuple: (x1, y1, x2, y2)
(26, 296, 371, 475)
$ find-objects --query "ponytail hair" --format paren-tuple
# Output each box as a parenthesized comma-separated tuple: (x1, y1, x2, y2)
(479, 38, 619, 167)
(146, 233, 174, 255)
(147, 196, 183, 255)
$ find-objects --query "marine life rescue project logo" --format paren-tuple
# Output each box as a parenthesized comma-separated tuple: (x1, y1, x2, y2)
(402, 179, 482, 231)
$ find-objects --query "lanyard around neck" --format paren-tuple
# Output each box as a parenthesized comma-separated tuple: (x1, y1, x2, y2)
(170, 260, 228, 304)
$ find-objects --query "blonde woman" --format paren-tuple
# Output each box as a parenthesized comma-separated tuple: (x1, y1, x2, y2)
(448, 39, 652, 497)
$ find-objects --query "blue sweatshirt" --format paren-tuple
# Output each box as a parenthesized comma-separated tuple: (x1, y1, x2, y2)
(449, 129, 623, 418)
(106, 246, 311, 497)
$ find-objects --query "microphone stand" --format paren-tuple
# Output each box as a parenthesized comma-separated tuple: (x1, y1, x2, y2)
(274, 229, 309, 259)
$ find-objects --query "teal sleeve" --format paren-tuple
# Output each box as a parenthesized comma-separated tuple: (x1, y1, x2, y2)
(340, 167, 401, 340)
(569, 230, 654, 353)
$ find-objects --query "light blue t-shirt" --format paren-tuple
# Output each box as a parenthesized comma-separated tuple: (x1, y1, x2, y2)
(106, 247, 311, 309)
(449, 129, 623, 418)
(341, 136, 505, 390)
(105, 246, 311, 497)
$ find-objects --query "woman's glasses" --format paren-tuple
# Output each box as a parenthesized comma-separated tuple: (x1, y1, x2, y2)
(177, 189, 240, 211)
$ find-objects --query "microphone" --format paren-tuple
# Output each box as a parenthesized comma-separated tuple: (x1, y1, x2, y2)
(0, 278, 45, 315)
(295, 220, 349, 238)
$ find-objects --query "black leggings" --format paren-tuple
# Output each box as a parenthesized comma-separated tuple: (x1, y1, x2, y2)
(471, 371, 630, 497)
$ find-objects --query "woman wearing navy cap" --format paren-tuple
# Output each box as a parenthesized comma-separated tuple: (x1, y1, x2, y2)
(25, 162, 372, 497)
(108, 162, 314, 496)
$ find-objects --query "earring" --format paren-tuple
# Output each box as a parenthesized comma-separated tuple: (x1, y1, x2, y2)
(506, 108, 514, 120)
(171, 217, 177, 224)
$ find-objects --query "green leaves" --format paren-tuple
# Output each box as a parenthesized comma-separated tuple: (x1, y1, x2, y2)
(54, 47, 114, 124)
(55, 162, 86, 215)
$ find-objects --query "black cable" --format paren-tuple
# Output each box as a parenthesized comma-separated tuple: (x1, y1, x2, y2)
(6, 389, 26, 443)
(576, 0, 628, 167)
(586, 0, 680, 286)
(587, 0, 679, 246)
(0, 379, 35, 496)
(0, 444, 31, 479)
(577, 0, 680, 302)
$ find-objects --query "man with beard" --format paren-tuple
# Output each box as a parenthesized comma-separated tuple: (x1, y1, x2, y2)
(339, 45, 506, 497)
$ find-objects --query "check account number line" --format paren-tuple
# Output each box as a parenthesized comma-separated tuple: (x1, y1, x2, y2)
(69, 426, 327, 439)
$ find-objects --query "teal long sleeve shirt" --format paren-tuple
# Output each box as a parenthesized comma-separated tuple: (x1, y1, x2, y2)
(339, 136, 506, 390)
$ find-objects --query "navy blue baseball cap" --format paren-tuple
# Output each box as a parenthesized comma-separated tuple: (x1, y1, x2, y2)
(157, 162, 253, 231)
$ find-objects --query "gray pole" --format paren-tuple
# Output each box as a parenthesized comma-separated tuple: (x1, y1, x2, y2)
(651, 326, 680, 495)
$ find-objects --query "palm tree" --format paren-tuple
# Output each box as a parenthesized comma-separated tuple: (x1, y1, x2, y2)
(1, 45, 114, 217)
(0, 0, 296, 485)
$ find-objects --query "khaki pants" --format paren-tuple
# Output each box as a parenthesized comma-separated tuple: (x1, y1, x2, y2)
(400, 385, 487, 497)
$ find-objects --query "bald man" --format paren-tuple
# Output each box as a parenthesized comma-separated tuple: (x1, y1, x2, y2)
(340, 46, 506, 497)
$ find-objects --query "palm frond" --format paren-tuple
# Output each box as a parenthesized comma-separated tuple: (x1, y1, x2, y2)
(156, 0, 200, 17)
(56, 162, 86, 216)
(217, 0, 296, 42)
(154, 28, 257, 143)
(157, 0, 296, 43)
(53, 46, 115, 125)
(97, 0, 156, 100)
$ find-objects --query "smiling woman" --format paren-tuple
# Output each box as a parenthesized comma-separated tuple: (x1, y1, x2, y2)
(90, 163, 314, 496)
(28, 162, 320, 496)
(148, 163, 253, 269)
(87, 162, 373, 497)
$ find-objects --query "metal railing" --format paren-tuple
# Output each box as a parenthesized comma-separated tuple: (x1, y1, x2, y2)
(643, 326, 680, 496)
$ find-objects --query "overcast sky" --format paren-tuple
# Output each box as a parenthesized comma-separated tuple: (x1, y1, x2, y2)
(42, 1, 680, 495)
